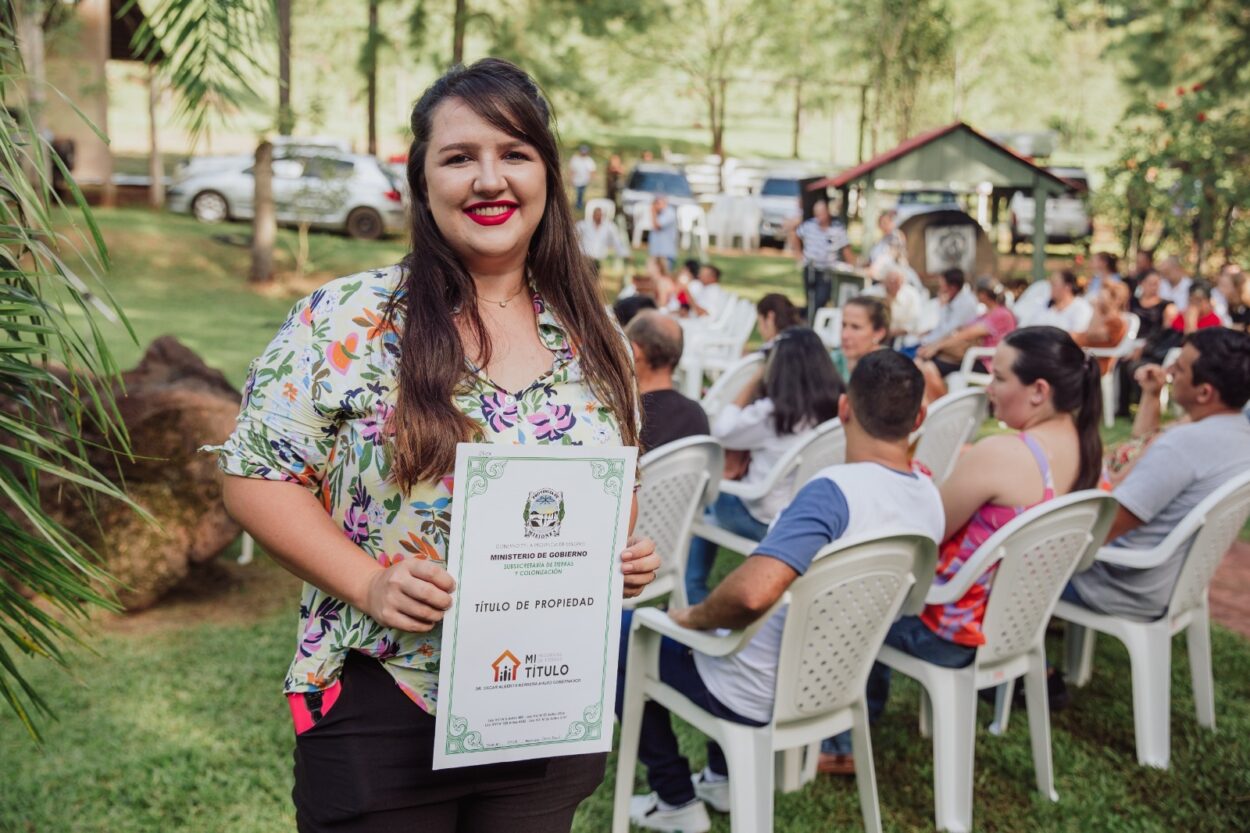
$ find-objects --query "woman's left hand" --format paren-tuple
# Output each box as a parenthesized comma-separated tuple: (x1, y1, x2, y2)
(620, 535, 660, 599)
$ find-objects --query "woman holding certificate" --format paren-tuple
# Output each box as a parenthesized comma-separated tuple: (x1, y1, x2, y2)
(217, 59, 659, 832)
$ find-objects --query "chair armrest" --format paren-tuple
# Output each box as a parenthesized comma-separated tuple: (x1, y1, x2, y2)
(960, 346, 995, 376)
(1091, 543, 1172, 569)
(718, 478, 768, 502)
(631, 606, 763, 658)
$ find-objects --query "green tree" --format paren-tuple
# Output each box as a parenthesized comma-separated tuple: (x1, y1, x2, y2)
(1, 9, 138, 739)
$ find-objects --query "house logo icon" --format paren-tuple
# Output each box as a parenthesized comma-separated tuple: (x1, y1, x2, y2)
(491, 650, 522, 683)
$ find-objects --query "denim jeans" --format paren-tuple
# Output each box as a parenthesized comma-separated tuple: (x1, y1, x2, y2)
(574, 185, 587, 212)
(615, 610, 767, 806)
(685, 493, 771, 606)
(824, 615, 976, 754)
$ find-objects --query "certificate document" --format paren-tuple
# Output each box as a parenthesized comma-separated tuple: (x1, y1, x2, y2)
(432, 443, 637, 769)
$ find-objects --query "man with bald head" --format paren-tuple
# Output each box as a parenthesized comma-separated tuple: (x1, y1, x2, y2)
(626, 311, 710, 452)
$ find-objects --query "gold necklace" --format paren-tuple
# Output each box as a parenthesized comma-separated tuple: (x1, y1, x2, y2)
(477, 283, 528, 309)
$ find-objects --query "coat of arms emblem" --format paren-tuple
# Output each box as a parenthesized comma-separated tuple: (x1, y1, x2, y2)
(523, 489, 565, 538)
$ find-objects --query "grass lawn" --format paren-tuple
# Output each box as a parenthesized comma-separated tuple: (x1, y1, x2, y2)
(10, 206, 1247, 830)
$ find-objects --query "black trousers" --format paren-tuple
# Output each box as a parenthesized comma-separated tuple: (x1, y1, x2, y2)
(803, 264, 834, 325)
(293, 651, 607, 832)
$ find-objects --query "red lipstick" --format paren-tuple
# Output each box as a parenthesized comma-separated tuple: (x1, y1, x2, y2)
(464, 201, 518, 226)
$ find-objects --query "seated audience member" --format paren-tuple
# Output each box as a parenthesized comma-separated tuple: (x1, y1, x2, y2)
(613, 294, 658, 327)
(916, 278, 1016, 400)
(820, 326, 1102, 774)
(1074, 281, 1130, 373)
(1214, 265, 1249, 329)
(1087, 251, 1122, 296)
(619, 352, 943, 831)
(832, 296, 890, 379)
(1129, 269, 1172, 341)
(685, 328, 842, 606)
(1158, 255, 1193, 310)
(1026, 269, 1094, 333)
(1170, 281, 1222, 335)
(688, 263, 729, 319)
(649, 257, 679, 312)
(576, 205, 629, 271)
(879, 261, 923, 342)
(920, 269, 978, 347)
(627, 311, 710, 452)
(1128, 248, 1155, 295)
(1066, 328, 1250, 621)
(755, 293, 803, 351)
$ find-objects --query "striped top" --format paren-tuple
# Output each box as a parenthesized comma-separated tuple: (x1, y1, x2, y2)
(920, 433, 1055, 647)
(795, 217, 851, 267)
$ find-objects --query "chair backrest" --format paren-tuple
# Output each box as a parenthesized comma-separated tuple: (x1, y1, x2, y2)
(677, 203, 706, 231)
(1165, 469, 1250, 617)
(913, 388, 989, 486)
(977, 491, 1117, 668)
(632, 436, 725, 609)
(701, 351, 765, 419)
(790, 418, 847, 492)
(812, 307, 842, 349)
(585, 198, 615, 224)
(772, 533, 935, 725)
(1122, 311, 1141, 341)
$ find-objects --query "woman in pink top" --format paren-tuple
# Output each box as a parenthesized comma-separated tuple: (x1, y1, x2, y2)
(835, 327, 1102, 772)
(917, 277, 1017, 402)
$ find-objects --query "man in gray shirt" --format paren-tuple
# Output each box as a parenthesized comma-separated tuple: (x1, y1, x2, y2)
(1069, 327, 1250, 620)
(921, 269, 978, 346)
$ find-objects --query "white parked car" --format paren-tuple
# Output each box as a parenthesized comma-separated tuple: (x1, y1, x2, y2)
(753, 175, 805, 244)
(620, 163, 697, 235)
(1009, 167, 1092, 250)
(166, 148, 407, 240)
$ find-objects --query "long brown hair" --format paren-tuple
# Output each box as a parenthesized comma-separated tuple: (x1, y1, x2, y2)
(386, 59, 639, 490)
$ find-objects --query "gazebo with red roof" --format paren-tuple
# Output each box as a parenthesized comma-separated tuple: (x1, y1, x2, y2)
(808, 122, 1070, 281)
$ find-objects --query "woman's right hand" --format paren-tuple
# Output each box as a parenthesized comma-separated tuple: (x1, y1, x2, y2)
(364, 559, 457, 633)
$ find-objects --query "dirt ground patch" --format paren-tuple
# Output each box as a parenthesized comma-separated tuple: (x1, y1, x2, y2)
(96, 553, 301, 636)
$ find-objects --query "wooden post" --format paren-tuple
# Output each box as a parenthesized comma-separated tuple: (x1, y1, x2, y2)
(1031, 179, 1047, 283)
(147, 66, 164, 209)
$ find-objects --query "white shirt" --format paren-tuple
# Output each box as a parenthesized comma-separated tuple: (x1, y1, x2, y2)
(888, 283, 923, 336)
(1159, 276, 1192, 311)
(695, 462, 944, 722)
(1027, 296, 1093, 332)
(569, 154, 596, 187)
(712, 400, 810, 523)
(576, 217, 628, 261)
(923, 285, 978, 345)
(689, 281, 729, 319)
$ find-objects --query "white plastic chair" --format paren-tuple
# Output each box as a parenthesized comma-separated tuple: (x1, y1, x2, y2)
(1055, 469, 1250, 768)
(691, 418, 847, 557)
(700, 352, 764, 421)
(630, 202, 655, 247)
(677, 296, 755, 398)
(628, 436, 724, 611)
(1085, 312, 1141, 428)
(879, 491, 1118, 833)
(612, 532, 940, 833)
(813, 307, 842, 349)
(948, 345, 995, 390)
(677, 203, 710, 254)
(584, 198, 615, 223)
(912, 388, 989, 487)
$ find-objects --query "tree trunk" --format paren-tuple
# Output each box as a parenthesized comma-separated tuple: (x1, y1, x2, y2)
(147, 66, 165, 209)
(857, 85, 868, 164)
(249, 141, 276, 284)
(15, 1, 51, 187)
(366, 0, 379, 155)
(277, 0, 293, 135)
(791, 79, 802, 159)
(453, 0, 467, 65)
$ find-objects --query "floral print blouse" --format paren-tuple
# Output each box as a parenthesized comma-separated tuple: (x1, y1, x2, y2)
(215, 265, 635, 714)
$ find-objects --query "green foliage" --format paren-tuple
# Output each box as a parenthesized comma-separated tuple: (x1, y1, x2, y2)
(1112, 0, 1250, 101)
(1099, 75, 1250, 262)
(0, 20, 138, 739)
(127, 0, 276, 141)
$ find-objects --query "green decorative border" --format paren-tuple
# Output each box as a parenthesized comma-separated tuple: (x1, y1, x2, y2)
(443, 454, 626, 755)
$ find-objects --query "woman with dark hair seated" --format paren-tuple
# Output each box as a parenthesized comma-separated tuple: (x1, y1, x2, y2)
(755, 293, 803, 350)
(822, 326, 1103, 774)
(685, 327, 842, 605)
